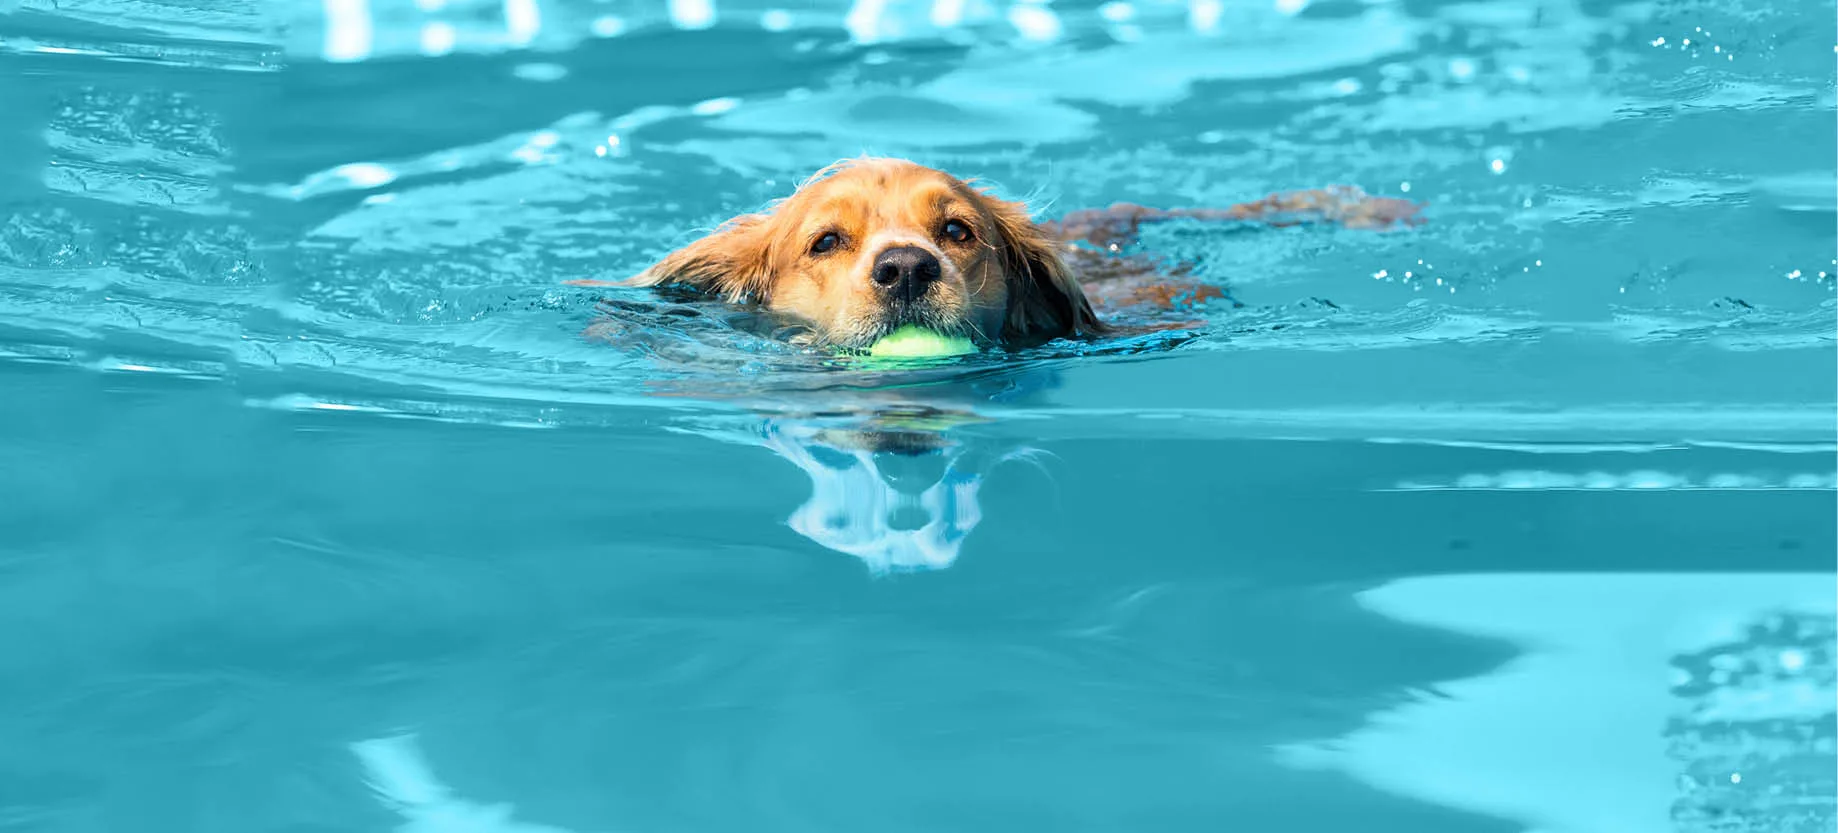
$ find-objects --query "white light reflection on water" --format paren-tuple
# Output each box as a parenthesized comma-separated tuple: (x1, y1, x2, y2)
(669, 0, 716, 29)
(322, 0, 373, 61)
(1007, 0, 1062, 42)
(504, 0, 542, 44)
(843, 0, 887, 42)
(419, 21, 456, 55)
(354, 734, 583, 833)
(303, 0, 1401, 62)
(930, 0, 965, 28)
(1391, 470, 1838, 491)
(1279, 573, 1836, 833)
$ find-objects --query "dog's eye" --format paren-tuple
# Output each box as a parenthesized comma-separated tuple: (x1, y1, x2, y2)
(810, 232, 841, 255)
(941, 220, 973, 244)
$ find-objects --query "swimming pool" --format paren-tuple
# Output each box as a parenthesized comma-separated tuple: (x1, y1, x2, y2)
(1, 0, 1833, 829)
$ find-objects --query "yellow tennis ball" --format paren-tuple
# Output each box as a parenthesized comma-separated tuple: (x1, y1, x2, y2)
(864, 325, 977, 359)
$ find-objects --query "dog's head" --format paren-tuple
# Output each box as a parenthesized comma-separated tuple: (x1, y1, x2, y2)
(629, 158, 1105, 349)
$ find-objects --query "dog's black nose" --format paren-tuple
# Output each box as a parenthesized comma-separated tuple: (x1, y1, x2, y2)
(870, 246, 941, 301)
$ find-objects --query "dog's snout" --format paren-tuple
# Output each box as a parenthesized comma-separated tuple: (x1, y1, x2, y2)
(870, 246, 941, 300)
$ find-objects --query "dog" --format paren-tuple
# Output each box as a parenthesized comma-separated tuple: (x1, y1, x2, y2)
(570, 157, 1422, 351)
(564, 159, 1423, 560)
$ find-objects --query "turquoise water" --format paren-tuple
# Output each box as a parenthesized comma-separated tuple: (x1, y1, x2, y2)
(2, 0, 1836, 830)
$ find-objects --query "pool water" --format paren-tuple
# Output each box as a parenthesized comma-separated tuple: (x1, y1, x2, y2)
(2, 0, 1835, 830)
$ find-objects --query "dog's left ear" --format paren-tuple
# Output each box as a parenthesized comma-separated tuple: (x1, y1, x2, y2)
(981, 194, 1107, 344)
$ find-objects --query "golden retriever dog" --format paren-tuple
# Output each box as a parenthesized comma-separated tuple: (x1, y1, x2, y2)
(574, 156, 1421, 350)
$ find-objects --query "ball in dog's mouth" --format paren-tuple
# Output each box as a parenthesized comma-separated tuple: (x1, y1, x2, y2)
(863, 325, 977, 358)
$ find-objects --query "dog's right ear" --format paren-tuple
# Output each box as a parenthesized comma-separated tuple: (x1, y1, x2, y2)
(978, 194, 1107, 344)
(625, 214, 776, 303)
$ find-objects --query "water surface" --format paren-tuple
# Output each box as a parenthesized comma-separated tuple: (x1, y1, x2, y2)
(0, 0, 1833, 830)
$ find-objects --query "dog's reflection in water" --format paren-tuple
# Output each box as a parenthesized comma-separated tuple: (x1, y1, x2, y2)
(683, 404, 1042, 573)
(346, 423, 1031, 829)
